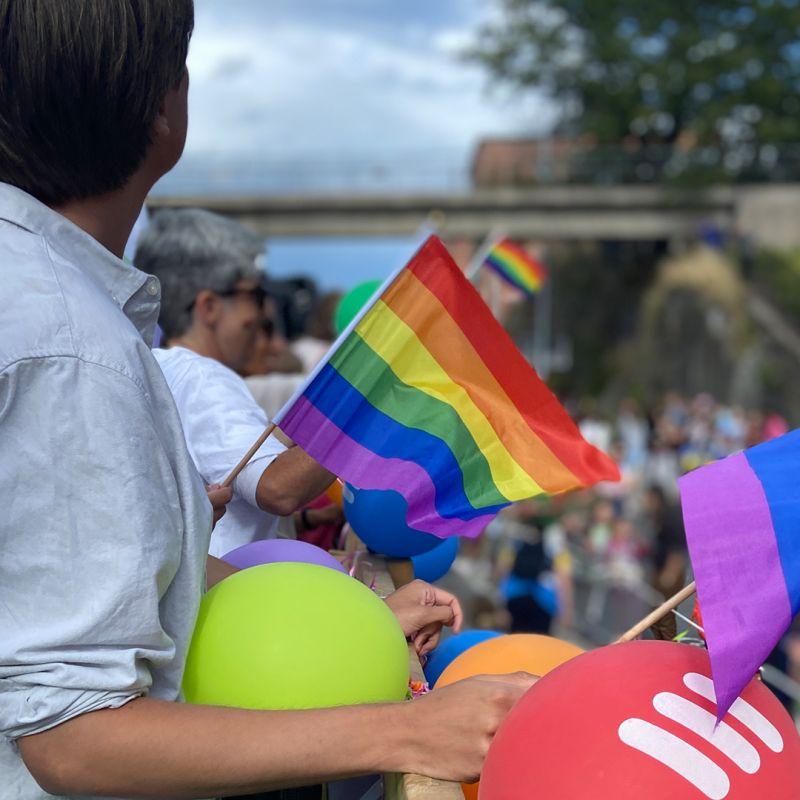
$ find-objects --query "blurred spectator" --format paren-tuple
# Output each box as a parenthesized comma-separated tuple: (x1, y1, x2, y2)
(606, 518, 646, 588)
(643, 432, 681, 500)
(263, 276, 318, 341)
(644, 485, 688, 598)
(293, 495, 345, 551)
(577, 399, 612, 454)
(240, 297, 304, 378)
(491, 502, 573, 635)
(617, 397, 649, 469)
(764, 408, 790, 441)
(587, 500, 615, 557)
(241, 295, 306, 421)
(292, 291, 341, 373)
(502, 525, 559, 634)
(137, 208, 334, 556)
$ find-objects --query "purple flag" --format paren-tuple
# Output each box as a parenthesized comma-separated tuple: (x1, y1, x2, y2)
(679, 429, 800, 719)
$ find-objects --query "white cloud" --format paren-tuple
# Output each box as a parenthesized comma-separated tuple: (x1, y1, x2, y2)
(180, 3, 556, 180)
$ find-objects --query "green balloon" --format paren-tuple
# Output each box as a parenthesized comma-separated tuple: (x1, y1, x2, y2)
(335, 280, 383, 335)
(183, 563, 409, 710)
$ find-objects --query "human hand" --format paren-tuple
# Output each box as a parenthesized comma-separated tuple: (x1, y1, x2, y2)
(206, 483, 233, 529)
(384, 580, 463, 656)
(399, 672, 538, 782)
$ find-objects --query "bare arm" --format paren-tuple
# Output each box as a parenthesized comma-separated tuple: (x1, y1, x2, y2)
(19, 675, 536, 798)
(206, 555, 240, 590)
(256, 446, 336, 516)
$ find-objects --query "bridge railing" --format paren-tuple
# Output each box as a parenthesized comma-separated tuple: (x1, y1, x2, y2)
(151, 142, 800, 197)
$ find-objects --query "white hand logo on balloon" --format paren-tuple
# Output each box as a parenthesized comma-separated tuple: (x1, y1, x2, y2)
(618, 672, 785, 800)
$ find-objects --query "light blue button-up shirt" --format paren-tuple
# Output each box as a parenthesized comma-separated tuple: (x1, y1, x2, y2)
(0, 183, 212, 799)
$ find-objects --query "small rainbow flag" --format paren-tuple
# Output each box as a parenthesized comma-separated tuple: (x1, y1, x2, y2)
(680, 429, 800, 719)
(482, 238, 548, 297)
(274, 237, 618, 538)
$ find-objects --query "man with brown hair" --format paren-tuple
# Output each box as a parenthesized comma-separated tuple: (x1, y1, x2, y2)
(0, 2, 534, 798)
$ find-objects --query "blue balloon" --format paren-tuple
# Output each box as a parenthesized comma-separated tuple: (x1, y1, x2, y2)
(411, 536, 459, 583)
(424, 630, 504, 687)
(343, 485, 441, 558)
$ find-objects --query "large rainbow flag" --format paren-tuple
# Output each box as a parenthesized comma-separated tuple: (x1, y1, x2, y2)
(482, 238, 548, 297)
(680, 429, 800, 719)
(274, 237, 618, 538)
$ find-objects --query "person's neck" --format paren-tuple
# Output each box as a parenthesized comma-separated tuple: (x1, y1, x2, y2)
(170, 328, 226, 364)
(52, 170, 154, 259)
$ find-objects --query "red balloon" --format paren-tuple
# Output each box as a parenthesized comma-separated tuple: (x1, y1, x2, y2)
(480, 641, 800, 800)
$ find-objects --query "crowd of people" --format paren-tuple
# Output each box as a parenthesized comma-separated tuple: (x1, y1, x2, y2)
(443, 391, 800, 714)
(446, 392, 791, 627)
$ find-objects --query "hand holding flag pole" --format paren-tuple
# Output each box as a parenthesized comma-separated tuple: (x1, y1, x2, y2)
(221, 423, 277, 488)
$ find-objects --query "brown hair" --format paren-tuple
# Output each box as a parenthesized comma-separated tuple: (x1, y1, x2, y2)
(0, 0, 194, 206)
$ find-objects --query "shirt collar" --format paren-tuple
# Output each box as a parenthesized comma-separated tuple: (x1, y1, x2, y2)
(0, 182, 160, 343)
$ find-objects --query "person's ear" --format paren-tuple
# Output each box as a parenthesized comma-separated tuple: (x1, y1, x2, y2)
(193, 290, 222, 327)
(148, 70, 189, 175)
(152, 110, 171, 140)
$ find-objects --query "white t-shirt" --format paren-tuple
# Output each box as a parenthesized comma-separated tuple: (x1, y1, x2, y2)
(154, 346, 286, 557)
(246, 372, 305, 421)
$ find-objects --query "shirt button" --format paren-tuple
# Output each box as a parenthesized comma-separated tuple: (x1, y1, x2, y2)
(146, 280, 159, 297)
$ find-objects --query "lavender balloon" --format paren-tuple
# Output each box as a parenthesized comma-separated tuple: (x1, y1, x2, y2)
(222, 539, 346, 574)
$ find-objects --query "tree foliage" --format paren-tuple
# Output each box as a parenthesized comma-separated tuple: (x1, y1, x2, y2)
(469, 1, 800, 160)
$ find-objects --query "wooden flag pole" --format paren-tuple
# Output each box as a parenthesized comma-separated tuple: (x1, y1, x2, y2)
(221, 423, 277, 488)
(615, 581, 697, 644)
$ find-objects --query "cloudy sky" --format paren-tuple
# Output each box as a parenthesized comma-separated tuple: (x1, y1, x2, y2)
(158, 0, 555, 194)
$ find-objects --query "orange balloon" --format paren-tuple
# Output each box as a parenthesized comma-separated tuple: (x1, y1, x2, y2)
(436, 634, 584, 688)
(324, 480, 344, 509)
(436, 634, 584, 800)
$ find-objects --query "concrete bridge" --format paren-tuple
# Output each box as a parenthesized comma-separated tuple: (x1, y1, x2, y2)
(148, 183, 800, 248)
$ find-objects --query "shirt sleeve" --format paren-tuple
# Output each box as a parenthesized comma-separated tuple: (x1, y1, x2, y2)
(174, 358, 287, 505)
(0, 356, 193, 740)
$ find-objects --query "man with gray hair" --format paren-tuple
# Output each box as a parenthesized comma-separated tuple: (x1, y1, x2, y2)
(137, 208, 333, 556)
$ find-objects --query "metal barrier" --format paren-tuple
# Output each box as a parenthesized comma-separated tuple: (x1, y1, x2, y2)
(574, 568, 800, 707)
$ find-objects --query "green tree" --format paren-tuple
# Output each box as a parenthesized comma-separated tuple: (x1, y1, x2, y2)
(469, 1, 800, 176)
